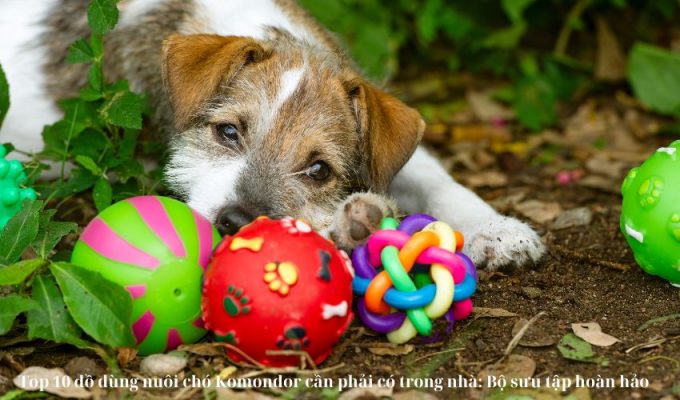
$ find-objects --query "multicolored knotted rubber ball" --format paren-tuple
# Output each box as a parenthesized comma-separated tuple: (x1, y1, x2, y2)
(352, 214, 477, 344)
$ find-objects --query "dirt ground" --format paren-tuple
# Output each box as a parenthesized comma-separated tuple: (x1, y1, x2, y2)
(1, 86, 680, 399)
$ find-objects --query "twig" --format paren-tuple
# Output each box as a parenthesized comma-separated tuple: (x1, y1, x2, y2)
(552, 244, 629, 272)
(639, 355, 680, 371)
(265, 350, 317, 370)
(503, 311, 546, 357)
(638, 314, 680, 332)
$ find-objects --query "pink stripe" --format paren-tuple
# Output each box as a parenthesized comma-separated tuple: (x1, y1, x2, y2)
(132, 311, 155, 344)
(193, 317, 205, 329)
(81, 219, 159, 269)
(126, 285, 147, 299)
(192, 210, 213, 269)
(166, 329, 183, 351)
(128, 197, 186, 258)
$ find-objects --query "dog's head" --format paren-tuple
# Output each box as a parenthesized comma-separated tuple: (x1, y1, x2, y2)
(161, 31, 424, 234)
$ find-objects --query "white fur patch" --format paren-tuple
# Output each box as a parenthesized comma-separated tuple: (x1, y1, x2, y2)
(165, 151, 246, 221)
(118, 0, 165, 28)
(195, 0, 317, 43)
(0, 0, 61, 157)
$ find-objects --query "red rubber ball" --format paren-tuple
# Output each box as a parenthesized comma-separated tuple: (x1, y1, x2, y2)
(202, 217, 354, 367)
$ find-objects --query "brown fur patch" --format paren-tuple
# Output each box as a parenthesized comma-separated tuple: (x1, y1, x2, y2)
(162, 34, 270, 130)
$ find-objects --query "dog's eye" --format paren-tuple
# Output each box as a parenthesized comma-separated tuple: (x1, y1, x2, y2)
(214, 123, 239, 144)
(307, 161, 331, 181)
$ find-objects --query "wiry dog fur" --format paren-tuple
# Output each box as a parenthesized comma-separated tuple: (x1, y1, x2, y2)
(0, 0, 545, 270)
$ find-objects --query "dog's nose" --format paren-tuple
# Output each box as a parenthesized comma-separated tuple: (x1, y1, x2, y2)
(217, 205, 255, 235)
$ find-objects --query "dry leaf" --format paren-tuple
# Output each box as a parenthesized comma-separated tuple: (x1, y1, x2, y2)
(551, 207, 593, 230)
(179, 342, 226, 357)
(368, 344, 414, 356)
(466, 90, 515, 122)
(463, 171, 509, 188)
(515, 200, 562, 224)
(117, 347, 137, 368)
(13, 366, 91, 399)
(585, 156, 628, 179)
(140, 353, 188, 377)
(511, 318, 559, 347)
(477, 354, 536, 384)
(338, 386, 393, 400)
(577, 175, 619, 194)
(489, 192, 527, 213)
(572, 322, 620, 347)
(473, 307, 518, 318)
(595, 17, 626, 81)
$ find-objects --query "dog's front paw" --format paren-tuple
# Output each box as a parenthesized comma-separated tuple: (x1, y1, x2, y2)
(465, 216, 545, 271)
(330, 192, 398, 250)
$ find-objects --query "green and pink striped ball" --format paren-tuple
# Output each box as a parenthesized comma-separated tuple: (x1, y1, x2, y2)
(71, 196, 221, 355)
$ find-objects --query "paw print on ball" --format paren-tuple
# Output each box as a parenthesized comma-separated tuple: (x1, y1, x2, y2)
(280, 217, 312, 234)
(637, 176, 663, 209)
(0, 147, 37, 230)
(669, 213, 680, 243)
(223, 285, 251, 316)
(264, 261, 298, 296)
(276, 326, 310, 350)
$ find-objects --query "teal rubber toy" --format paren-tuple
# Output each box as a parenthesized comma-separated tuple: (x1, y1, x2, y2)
(620, 140, 680, 286)
(71, 196, 222, 354)
(0, 145, 37, 231)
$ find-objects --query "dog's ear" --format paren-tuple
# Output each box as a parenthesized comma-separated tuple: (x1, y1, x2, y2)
(349, 81, 425, 191)
(162, 34, 267, 130)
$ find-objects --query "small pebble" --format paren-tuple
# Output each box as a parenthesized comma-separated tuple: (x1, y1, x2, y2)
(140, 353, 187, 377)
(521, 286, 542, 299)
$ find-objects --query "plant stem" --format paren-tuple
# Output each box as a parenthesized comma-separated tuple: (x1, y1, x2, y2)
(554, 0, 591, 57)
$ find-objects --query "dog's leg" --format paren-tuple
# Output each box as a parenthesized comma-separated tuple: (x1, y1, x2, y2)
(389, 147, 545, 270)
(328, 192, 399, 251)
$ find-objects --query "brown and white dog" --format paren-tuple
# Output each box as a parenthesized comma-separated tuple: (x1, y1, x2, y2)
(0, 0, 544, 270)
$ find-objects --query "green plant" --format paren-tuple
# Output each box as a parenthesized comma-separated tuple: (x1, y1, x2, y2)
(299, 0, 680, 131)
(0, 0, 148, 367)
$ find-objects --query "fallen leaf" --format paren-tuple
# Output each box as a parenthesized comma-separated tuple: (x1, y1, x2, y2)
(477, 355, 536, 384)
(585, 156, 628, 179)
(551, 207, 593, 230)
(338, 386, 393, 400)
(64, 357, 103, 378)
(577, 175, 619, 194)
(179, 342, 226, 357)
(473, 307, 518, 318)
(489, 192, 527, 213)
(462, 171, 509, 188)
(368, 344, 414, 356)
(595, 17, 627, 81)
(467, 90, 515, 122)
(140, 353, 188, 377)
(511, 318, 559, 347)
(515, 200, 562, 224)
(557, 333, 608, 366)
(572, 322, 620, 347)
(13, 366, 91, 398)
(117, 347, 137, 368)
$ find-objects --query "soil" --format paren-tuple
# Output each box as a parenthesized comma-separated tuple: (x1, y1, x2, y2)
(2, 92, 680, 399)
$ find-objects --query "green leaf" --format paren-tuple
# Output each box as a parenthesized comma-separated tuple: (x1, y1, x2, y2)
(628, 42, 680, 116)
(93, 178, 113, 212)
(0, 63, 9, 130)
(502, 0, 535, 23)
(32, 221, 78, 259)
(558, 333, 594, 360)
(87, 0, 119, 35)
(0, 200, 43, 265)
(89, 64, 103, 92)
(90, 34, 104, 58)
(0, 295, 36, 335)
(0, 259, 47, 286)
(49, 262, 135, 348)
(99, 90, 145, 129)
(75, 155, 102, 176)
(27, 274, 89, 348)
(513, 74, 558, 131)
(66, 39, 94, 64)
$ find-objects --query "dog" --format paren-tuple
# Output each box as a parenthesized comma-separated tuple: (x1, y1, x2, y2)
(0, 0, 544, 270)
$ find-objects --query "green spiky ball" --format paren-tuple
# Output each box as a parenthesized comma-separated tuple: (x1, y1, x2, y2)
(620, 140, 680, 286)
(0, 146, 37, 231)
